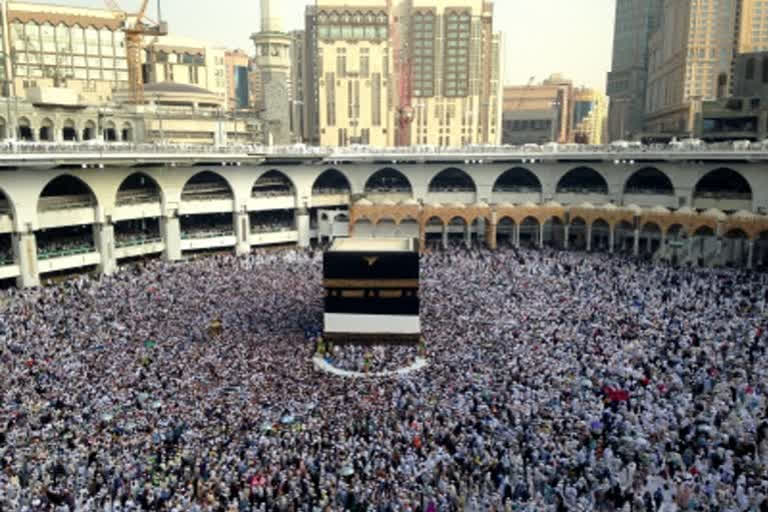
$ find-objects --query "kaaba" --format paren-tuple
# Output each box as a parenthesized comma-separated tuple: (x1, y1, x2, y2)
(323, 238, 420, 345)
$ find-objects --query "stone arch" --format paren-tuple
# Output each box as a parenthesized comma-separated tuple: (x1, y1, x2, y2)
(352, 218, 374, 238)
(397, 216, 419, 238)
(568, 216, 588, 250)
(181, 171, 234, 201)
(428, 167, 477, 193)
(252, 169, 296, 198)
(723, 227, 751, 266)
(693, 225, 716, 237)
(62, 119, 78, 141)
(116, 172, 164, 206)
(334, 212, 350, 223)
(591, 218, 611, 251)
(666, 223, 687, 239)
(624, 167, 675, 196)
(375, 217, 397, 237)
(520, 216, 540, 246)
(492, 167, 542, 193)
(364, 168, 413, 195)
(39, 118, 54, 142)
(423, 215, 445, 246)
(693, 168, 752, 204)
(312, 168, 352, 195)
(121, 122, 134, 142)
(82, 120, 97, 141)
(38, 174, 98, 211)
(0, 185, 16, 219)
(17, 117, 33, 141)
(640, 221, 663, 255)
(556, 167, 609, 195)
(615, 220, 635, 253)
(497, 216, 516, 245)
(543, 216, 565, 248)
(104, 120, 118, 142)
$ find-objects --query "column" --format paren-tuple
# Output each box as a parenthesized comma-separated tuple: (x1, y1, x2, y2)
(538, 223, 544, 249)
(487, 222, 497, 250)
(161, 215, 182, 261)
(608, 225, 615, 254)
(93, 222, 116, 275)
(441, 224, 448, 250)
(564, 224, 570, 250)
(296, 207, 310, 248)
(13, 231, 39, 288)
(234, 211, 251, 256)
(586, 223, 593, 252)
(476, 218, 486, 245)
(464, 222, 471, 249)
(633, 229, 640, 257)
(514, 223, 520, 248)
(747, 239, 755, 269)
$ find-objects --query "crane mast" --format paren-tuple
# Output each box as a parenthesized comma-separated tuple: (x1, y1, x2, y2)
(390, 0, 413, 147)
(105, 0, 168, 104)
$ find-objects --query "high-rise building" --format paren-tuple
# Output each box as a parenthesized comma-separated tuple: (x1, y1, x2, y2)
(225, 49, 250, 111)
(644, 0, 765, 137)
(606, 0, 662, 141)
(310, 0, 501, 148)
(571, 87, 607, 145)
(251, 0, 292, 145)
(288, 30, 306, 143)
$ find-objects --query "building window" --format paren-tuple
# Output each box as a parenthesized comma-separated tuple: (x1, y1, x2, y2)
(746, 57, 756, 80)
(763, 57, 768, 83)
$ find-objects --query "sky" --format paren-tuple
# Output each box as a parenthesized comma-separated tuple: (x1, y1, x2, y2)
(35, 0, 617, 90)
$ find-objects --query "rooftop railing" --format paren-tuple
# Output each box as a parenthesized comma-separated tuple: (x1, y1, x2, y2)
(2, 139, 768, 158)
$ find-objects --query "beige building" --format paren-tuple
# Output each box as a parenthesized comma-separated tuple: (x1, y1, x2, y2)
(645, 0, 767, 137)
(502, 74, 573, 145)
(142, 35, 228, 105)
(571, 87, 606, 145)
(311, 0, 501, 148)
(1, 1, 129, 104)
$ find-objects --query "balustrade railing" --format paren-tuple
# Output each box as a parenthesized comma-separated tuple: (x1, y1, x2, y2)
(37, 245, 94, 260)
(115, 236, 163, 248)
(181, 229, 234, 240)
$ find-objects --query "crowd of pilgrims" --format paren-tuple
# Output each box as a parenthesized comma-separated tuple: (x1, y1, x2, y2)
(324, 345, 420, 374)
(0, 246, 767, 511)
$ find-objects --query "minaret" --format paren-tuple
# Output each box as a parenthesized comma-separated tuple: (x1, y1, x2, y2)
(252, 0, 292, 145)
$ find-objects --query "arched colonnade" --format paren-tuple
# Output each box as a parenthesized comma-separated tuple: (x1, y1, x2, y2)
(350, 201, 768, 268)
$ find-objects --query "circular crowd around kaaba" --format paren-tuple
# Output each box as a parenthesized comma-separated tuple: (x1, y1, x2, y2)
(1, 246, 767, 511)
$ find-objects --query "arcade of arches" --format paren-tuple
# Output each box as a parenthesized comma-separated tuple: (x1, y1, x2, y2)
(350, 202, 768, 268)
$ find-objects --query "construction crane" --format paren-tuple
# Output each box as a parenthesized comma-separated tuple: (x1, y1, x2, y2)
(390, 0, 413, 147)
(104, 0, 168, 104)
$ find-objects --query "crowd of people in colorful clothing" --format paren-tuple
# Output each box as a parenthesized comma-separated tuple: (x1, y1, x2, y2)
(0, 246, 767, 511)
